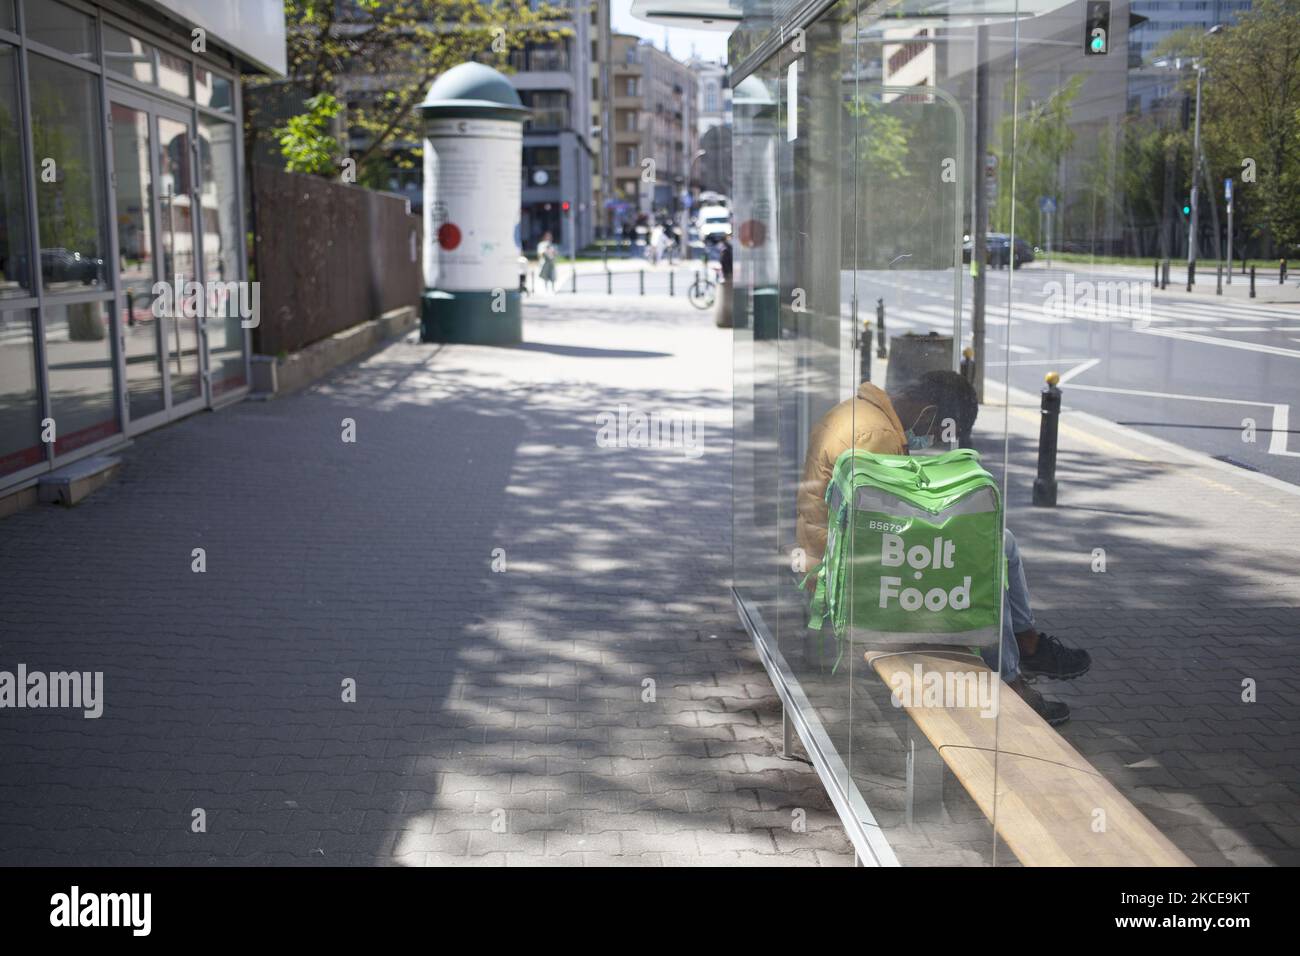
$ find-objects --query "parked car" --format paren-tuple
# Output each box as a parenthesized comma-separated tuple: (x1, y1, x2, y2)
(961, 233, 1034, 269)
(3, 247, 105, 287)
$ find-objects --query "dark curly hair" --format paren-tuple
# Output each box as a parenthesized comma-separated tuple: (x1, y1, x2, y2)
(900, 370, 979, 444)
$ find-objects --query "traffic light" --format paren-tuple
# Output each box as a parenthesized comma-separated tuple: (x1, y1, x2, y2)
(1181, 198, 1192, 217)
(561, 201, 570, 212)
(1085, 1, 1110, 55)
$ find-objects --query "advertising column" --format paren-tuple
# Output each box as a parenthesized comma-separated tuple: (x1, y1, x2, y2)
(418, 62, 528, 344)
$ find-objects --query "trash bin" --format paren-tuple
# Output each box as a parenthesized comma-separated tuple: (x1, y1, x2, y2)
(885, 331, 953, 394)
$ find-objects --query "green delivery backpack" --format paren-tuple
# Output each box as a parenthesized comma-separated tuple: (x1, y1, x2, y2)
(807, 448, 1004, 653)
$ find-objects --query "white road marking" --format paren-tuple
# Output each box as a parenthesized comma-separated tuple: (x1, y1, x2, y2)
(1066, 382, 1300, 458)
(1057, 358, 1100, 384)
(1133, 325, 1300, 359)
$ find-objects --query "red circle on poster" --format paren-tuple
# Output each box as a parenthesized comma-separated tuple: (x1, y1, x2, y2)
(738, 219, 766, 248)
(438, 223, 462, 250)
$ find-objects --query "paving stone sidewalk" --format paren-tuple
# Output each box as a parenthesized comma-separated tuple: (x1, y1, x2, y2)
(0, 295, 852, 866)
(974, 387, 1300, 865)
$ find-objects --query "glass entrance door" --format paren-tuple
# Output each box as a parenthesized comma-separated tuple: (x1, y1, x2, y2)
(110, 89, 207, 429)
(156, 110, 205, 414)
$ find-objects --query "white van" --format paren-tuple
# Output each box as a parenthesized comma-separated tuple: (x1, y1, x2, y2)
(697, 205, 732, 245)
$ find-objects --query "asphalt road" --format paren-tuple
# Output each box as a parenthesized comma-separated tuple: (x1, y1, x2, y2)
(537, 258, 1300, 485)
(850, 263, 1300, 486)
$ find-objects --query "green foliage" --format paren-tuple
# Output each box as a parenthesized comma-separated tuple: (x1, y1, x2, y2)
(26, 77, 99, 256)
(1194, 0, 1300, 249)
(992, 75, 1084, 239)
(844, 92, 962, 269)
(245, 0, 568, 186)
(844, 95, 910, 182)
(276, 92, 341, 175)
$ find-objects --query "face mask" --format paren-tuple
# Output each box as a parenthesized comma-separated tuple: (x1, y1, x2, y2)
(905, 405, 937, 452)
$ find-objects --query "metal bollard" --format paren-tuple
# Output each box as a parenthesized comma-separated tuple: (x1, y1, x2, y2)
(1217, 262, 1223, 295)
(669, 271, 675, 297)
(1282, 259, 1288, 284)
(640, 270, 645, 296)
(858, 321, 873, 383)
(1154, 260, 1160, 286)
(875, 298, 888, 358)
(1250, 266, 1256, 298)
(607, 270, 612, 295)
(571, 269, 577, 294)
(1162, 259, 1170, 290)
(1187, 261, 1195, 291)
(1032, 371, 1061, 508)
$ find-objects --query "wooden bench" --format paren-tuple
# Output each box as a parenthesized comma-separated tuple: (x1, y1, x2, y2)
(866, 649, 1193, 867)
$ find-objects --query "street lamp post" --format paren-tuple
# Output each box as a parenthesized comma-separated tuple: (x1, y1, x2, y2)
(1187, 64, 1204, 276)
(1187, 26, 1224, 279)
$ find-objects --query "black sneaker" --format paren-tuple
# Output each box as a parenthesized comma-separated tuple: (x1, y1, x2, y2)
(1019, 633, 1091, 681)
(1009, 678, 1070, 726)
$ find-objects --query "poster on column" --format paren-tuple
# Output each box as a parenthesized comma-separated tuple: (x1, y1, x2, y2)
(423, 117, 522, 292)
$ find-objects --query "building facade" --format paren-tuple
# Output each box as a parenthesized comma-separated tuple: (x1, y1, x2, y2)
(689, 54, 731, 197)
(1129, 0, 1253, 60)
(0, 0, 283, 497)
(513, 12, 597, 253)
(608, 33, 700, 223)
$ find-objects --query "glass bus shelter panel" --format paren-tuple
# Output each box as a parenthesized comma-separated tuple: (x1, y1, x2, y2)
(771, 0, 861, 817)
(837, 8, 1006, 864)
(731, 56, 782, 651)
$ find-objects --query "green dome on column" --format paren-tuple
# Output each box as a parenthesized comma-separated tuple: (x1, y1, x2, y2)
(418, 62, 530, 120)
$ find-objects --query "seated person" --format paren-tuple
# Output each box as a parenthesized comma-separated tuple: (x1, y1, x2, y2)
(795, 371, 1090, 725)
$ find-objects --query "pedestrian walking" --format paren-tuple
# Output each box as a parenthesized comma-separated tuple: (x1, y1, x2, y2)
(537, 231, 557, 294)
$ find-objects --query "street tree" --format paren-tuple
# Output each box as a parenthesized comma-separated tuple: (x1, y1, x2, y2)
(244, 0, 568, 188)
(1173, 0, 1300, 251)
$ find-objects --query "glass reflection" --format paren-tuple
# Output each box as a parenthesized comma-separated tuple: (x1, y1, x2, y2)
(44, 300, 119, 455)
(0, 307, 41, 477)
(28, 54, 109, 293)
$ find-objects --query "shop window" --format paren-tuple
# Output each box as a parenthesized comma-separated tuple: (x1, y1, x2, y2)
(27, 53, 109, 293)
(0, 43, 33, 299)
(43, 300, 119, 455)
(103, 23, 192, 97)
(22, 0, 94, 60)
(195, 68, 234, 112)
(0, 307, 42, 478)
(199, 117, 246, 395)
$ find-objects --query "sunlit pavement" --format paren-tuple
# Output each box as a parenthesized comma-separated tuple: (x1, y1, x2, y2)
(972, 385, 1300, 865)
(0, 295, 853, 866)
(3, 291, 1297, 866)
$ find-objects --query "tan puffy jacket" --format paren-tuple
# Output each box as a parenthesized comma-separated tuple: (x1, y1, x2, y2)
(796, 382, 908, 569)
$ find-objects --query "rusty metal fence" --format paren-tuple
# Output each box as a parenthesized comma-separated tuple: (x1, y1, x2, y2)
(249, 164, 422, 356)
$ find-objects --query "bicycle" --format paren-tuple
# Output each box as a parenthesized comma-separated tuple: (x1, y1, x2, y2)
(687, 267, 718, 310)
